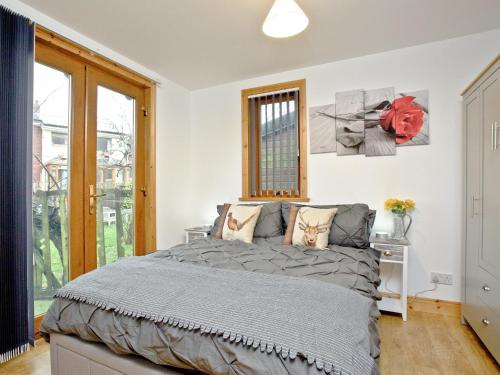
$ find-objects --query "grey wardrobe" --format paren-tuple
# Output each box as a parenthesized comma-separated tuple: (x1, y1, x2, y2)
(463, 55, 500, 364)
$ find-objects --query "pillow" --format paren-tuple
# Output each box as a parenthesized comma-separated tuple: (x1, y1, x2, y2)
(211, 202, 283, 238)
(368, 209, 377, 235)
(291, 207, 337, 249)
(282, 205, 299, 245)
(210, 205, 224, 237)
(214, 203, 231, 239)
(243, 201, 283, 238)
(222, 205, 262, 243)
(282, 202, 372, 248)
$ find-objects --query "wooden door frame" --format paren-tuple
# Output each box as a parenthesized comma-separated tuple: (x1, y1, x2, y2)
(84, 66, 147, 271)
(35, 26, 156, 252)
(34, 28, 157, 336)
(34, 42, 86, 334)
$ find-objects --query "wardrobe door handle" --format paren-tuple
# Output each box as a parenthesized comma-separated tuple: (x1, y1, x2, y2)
(472, 196, 480, 217)
(495, 121, 499, 150)
(482, 284, 491, 292)
(482, 318, 490, 326)
(492, 123, 495, 150)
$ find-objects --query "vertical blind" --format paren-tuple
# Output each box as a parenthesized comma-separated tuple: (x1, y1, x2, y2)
(0, 5, 35, 364)
(248, 89, 299, 197)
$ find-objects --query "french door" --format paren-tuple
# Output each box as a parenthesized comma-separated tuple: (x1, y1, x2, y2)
(33, 41, 151, 321)
(84, 67, 146, 270)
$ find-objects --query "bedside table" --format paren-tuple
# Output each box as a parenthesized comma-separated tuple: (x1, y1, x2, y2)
(371, 237, 410, 321)
(184, 226, 212, 244)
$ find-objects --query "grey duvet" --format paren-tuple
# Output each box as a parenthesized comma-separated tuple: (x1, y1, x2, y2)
(41, 238, 381, 375)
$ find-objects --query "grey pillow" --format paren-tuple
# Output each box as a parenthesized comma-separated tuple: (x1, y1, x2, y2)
(210, 202, 283, 238)
(368, 209, 376, 235)
(282, 202, 372, 248)
(209, 206, 225, 237)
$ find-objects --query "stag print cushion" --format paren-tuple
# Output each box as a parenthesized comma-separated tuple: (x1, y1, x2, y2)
(222, 205, 262, 243)
(292, 207, 337, 249)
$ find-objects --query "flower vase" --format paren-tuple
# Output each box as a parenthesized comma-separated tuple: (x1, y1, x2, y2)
(392, 213, 412, 240)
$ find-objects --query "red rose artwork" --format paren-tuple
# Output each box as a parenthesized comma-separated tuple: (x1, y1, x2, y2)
(379, 96, 424, 144)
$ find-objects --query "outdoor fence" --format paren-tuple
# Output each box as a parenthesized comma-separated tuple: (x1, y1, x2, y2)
(33, 187, 133, 308)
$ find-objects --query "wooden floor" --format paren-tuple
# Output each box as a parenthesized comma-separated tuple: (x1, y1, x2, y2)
(1, 310, 498, 375)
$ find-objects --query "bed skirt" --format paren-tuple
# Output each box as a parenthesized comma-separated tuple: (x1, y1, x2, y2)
(49, 334, 196, 375)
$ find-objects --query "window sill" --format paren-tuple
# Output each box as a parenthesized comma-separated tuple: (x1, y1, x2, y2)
(239, 196, 310, 202)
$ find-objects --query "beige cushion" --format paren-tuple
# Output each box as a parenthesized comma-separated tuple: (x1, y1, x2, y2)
(292, 207, 337, 249)
(282, 205, 299, 245)
(222, 205, 262, 243)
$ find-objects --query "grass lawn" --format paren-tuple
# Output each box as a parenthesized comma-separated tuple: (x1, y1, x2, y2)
(35, 223, 133, 316)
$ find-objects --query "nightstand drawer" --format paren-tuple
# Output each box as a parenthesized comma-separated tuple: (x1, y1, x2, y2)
(186, 232, 208, 243)
(373, 244, 404, 262)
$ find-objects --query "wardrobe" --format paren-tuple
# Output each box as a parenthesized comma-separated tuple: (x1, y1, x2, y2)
(463, 54, 500, 363)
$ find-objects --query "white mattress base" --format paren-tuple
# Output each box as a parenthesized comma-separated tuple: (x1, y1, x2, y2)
(49, 333, 188, 375)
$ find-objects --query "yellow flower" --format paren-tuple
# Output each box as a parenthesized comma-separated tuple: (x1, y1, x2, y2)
(384, 198, 416, 212)
(384, 198, 397, 210)
(403, 199, 415, 210)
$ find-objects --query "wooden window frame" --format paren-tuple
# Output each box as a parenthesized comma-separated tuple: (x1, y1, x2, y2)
(240, 79, 309, 201)
(33, 26, 157, 337)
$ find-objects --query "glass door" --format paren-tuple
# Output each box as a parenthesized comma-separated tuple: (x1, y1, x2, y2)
(85, 67, 147, 271)
(33, 43, 85, 317)
(33, 33, 153, 334)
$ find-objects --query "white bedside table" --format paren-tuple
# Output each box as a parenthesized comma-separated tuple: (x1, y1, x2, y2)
(370, 237, 409, 321)
(184, 226, 212, 244)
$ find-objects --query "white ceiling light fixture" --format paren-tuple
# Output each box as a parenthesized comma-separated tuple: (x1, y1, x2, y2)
(262, 0, 309, 38)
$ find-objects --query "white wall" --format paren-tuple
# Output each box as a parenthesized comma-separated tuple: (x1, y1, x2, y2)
(189, 29, 500, 302)
(1, 0, 192, 248)
(3, 0, 500, 300)
(155, 82, 192, 247)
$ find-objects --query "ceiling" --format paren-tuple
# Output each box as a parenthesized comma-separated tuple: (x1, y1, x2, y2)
(23, 0, 500, 90)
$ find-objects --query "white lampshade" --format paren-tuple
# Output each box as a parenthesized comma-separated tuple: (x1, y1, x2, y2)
(262, 0, 309, 38)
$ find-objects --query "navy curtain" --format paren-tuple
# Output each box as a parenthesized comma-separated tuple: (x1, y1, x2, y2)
(0, 5, 35, 363)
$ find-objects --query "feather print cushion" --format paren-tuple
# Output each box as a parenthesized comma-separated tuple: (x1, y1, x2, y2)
(222, 205, 262, 243)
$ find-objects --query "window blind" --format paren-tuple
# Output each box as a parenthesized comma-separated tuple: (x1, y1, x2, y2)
(248, 89, 299, 197)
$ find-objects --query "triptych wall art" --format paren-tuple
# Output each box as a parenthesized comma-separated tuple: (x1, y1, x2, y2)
(309, 87, 429, 156)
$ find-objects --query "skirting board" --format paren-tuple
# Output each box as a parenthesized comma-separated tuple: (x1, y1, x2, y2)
(381, 292, 461, 318)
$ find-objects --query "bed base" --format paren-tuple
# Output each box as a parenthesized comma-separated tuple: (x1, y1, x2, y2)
(49, 333, 191, 375)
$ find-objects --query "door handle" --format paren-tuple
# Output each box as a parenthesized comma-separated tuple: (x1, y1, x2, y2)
(89, 185, 107, 215)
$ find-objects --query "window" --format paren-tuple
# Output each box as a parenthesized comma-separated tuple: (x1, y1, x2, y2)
(51, 132, 68, 145)
(97, 137, 109, 152)
(241, 79, 308, 201)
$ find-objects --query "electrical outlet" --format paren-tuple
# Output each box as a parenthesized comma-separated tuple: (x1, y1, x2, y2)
(431, 272, 453, 285)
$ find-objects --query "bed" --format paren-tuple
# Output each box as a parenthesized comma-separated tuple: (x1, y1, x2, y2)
(41, 203, 382, 375)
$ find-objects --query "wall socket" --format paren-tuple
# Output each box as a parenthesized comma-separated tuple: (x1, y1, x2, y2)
(431, 272, 453, 285)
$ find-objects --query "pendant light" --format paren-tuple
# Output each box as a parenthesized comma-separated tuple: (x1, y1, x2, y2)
(262, 0, 309, 38)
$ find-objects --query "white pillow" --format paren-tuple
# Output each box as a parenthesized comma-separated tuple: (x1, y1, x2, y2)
(292, 207, 337, 249)
(222, 205, 262, 244)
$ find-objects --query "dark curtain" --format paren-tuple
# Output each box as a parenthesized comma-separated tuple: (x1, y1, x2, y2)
(0, 5, 35, 363)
